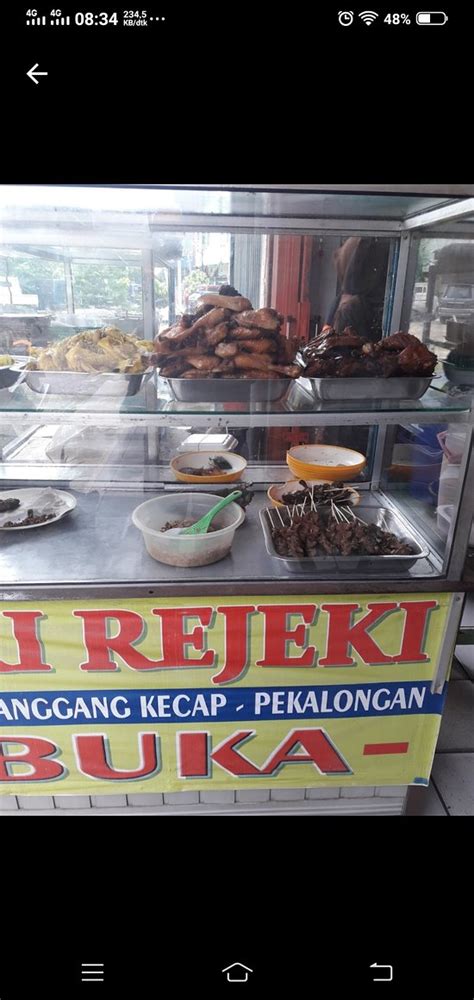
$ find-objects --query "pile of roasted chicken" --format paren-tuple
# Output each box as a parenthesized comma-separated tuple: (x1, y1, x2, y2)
(153, 285, 301, 380)
(298, 328, 438, 379)
(28, 327, 154, 374)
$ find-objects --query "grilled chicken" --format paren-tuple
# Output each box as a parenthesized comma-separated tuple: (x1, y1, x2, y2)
(237, 337, 278, 354)
(199, 294, 252, 312)
(215, 341, 238, 358)
(234, 308, 282, 331)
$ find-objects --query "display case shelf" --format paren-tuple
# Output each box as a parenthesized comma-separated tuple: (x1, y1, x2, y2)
(0, 380, 471, 427)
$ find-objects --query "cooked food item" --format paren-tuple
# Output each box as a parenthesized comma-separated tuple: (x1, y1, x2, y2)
(0, 497, 21, 513)
(269, 507, 415, 558)
(234, 308, 282, 331)
(201, 322, 230, 347)
(28, 327, 152, 375)
(300, 327, 437, 378)
(153, 286, 302, 381)
(187, 355, 223, 372)
(231, 325, 267, 340)
(215, 341, 238, 358)
(280, 481, 356, 507)
(0, 354, 14, 366)
(161, 518, 218, 533)
(199, 294, 252, 312)
(3, 508, 55, 527)
(237, 338, 278, 354)
(234, 352, 275, 371)
(179, 456, 233, 477)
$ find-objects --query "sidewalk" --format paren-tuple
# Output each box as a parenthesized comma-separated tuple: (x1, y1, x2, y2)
(406, 650, 474, 816)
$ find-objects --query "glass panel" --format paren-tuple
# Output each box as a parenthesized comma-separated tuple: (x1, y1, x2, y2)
(409, 239, 474, 376)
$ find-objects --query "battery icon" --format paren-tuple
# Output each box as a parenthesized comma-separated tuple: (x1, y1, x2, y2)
(416, 11, 448, 24)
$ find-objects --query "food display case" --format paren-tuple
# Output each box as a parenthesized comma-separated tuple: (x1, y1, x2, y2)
(1, 184, 474, 816)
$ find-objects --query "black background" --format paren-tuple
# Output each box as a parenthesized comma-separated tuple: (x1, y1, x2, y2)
(0, 5, 472, 997)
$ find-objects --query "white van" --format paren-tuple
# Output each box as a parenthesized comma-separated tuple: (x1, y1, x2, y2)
(412, 282, 438, 317)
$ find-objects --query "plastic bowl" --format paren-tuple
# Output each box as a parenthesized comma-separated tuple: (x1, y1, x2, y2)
(132, 492, 245, 567)
(267, 479, 360, 508)
(170, 450, 247, 484)
(286, 444, 366, 482)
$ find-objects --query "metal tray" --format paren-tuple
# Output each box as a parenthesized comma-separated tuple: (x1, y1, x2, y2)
(297, 375, 432, 401)
(161, 374, 292, 403)
(259, 505, 430, 574)
(25, 369, 148, 397)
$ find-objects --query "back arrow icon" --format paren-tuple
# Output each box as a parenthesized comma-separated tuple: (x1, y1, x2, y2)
(370, 962, 393, 982)
(27, 63, 48, 84)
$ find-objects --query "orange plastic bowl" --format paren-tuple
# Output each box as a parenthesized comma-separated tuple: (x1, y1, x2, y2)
(170, 450, 247, 484)
(286, 444, 366, 482)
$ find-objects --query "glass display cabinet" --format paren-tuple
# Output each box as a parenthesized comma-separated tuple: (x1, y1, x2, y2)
(1, 184, 473, 816)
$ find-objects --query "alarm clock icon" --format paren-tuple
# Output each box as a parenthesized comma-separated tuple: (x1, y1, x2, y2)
(338, 10, 354, 25)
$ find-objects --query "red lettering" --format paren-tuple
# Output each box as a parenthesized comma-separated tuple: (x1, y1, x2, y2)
(210, 731, 262, 776)
(74, 607, 215, 671)
(74, 733, 159, 780)
(211, 605, 256, 684)
(256, 604, 317, 668)
(178, 731, 209, 777)
(202, 727, 351, 777)
(262, 728, 351, 776)
(397, 601, 438, 662)
(152, 607, 215, 669)
(319, 602, 398, 666)
(0, 736, 64, 781)
(0, 611, 52, 673)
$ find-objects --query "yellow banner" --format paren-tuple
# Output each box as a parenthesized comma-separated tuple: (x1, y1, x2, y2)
(0, 593, 453, 794)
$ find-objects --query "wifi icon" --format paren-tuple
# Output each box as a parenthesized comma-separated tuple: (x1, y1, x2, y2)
(359, 10, 378, 24)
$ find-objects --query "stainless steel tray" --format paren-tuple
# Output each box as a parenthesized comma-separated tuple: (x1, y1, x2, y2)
(297, 375, 432, 401)
(259, 505, 430, 574)
(25, 369, 148, 397)
(160, 374, 291, 403)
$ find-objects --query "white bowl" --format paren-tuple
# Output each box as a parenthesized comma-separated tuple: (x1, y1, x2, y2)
(132, 492, 245, 567)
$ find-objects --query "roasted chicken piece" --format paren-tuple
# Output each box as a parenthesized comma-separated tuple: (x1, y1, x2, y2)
(234, 307, 282, 331)
(159, 320, 198, 346)
(237, 337, 278, 354)
(397, 341, 438, 375)
(200, 322, 229, 347)
(378, 332, 421, 352)
(234, 352, 275, 371)
(187, 355, 223, 372)
(214, 341, 238, 358)
(231, 325, 268, 340)
(199, 294, 252, 312)
(158, 358, 188, 378)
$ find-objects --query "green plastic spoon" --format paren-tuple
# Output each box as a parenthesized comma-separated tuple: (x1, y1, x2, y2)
(168, 491, 242, 536)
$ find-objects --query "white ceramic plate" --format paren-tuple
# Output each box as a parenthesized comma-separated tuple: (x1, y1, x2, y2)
(0, 488, 76, 530)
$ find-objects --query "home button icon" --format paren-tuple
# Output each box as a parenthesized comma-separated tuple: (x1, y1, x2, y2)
(222, 963, 254, 983)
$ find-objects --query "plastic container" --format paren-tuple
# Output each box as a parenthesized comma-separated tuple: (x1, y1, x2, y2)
(132, 492, 245, 567)
(286, 444, 366, 482)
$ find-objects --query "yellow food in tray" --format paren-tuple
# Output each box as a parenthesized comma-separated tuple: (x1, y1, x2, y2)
(28, 327, 154, 375)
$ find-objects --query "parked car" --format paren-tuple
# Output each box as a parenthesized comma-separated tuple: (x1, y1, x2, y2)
(412, 282, 438, 317)
(438, 283, 474, 322)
